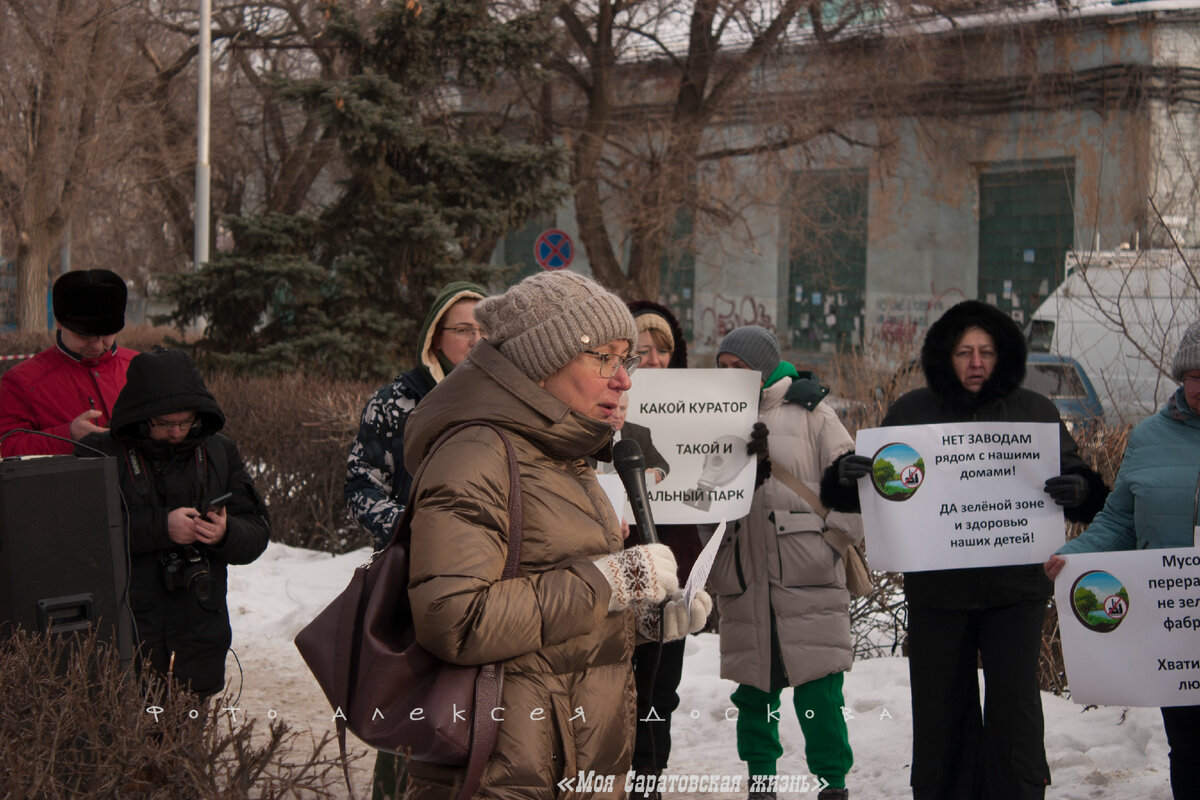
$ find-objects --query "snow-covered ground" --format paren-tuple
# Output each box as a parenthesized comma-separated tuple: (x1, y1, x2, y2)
(226, 542, 1172, 798)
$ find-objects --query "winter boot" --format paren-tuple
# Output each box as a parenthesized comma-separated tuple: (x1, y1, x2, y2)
(817, 787, 849, 800)
(631, 771, 662, 800)
(747, 773, 776, 800)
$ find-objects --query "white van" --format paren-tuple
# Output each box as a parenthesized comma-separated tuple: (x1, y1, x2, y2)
(1027, 249, 1200, 424)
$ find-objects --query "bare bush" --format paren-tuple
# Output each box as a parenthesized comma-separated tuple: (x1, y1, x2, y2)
(208, 373, 376, 553)
(1038, 601, 1067, 696)
(0, 628, 349, 798)
(850, 572, 908, 660)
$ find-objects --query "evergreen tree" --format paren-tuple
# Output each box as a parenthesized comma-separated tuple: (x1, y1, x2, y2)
(165, 0, 564, 380)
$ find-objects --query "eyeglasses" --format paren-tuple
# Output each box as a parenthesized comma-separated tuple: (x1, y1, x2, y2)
(583, 350, 640, 378)
(148, 415, 201, 432)
(636, 346, 672, 359)
(440, 324, 482, 341)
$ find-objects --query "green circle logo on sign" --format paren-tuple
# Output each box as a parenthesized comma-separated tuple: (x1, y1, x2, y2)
(868, 443, 925, 502)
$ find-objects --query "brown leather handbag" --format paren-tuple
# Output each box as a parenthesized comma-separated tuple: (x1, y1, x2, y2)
(295, 421, 523, 799)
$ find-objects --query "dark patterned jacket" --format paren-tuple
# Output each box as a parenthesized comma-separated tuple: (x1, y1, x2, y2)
(344, 281, 485, 550)
(343, 369, 433, 550)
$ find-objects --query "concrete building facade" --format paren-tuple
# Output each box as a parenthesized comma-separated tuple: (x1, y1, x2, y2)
(499, 1, 1200, 358)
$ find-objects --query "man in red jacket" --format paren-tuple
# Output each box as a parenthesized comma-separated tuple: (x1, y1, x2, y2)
(0, 269, 137, 456)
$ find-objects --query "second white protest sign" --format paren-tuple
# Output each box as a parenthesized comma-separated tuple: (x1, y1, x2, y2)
(854, 422, 1064, 572)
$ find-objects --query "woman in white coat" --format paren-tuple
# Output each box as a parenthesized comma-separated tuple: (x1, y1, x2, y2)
(707, 325, 860, 800)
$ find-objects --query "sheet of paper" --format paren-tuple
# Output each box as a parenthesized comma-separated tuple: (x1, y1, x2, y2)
(596, 473, 626, 523)
(683, 519, 725, 606)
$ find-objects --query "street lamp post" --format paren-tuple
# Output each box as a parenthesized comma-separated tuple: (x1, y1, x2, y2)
(194, 0, 211, 269)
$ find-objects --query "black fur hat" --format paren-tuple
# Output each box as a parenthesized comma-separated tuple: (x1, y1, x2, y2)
(52, 269, 127, 336)
(921, 300, 1026, 408)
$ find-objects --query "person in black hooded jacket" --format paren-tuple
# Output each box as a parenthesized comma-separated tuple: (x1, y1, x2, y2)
(624, 300, 705, 798)
(78, 347, 269, 698)
(819, 301, 1108, 800)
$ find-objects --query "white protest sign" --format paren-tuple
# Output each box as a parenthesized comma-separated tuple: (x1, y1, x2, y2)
(1056, 547, 1200, 707)
(605, 368, 758, 525)
(855, 422, 1063, 572)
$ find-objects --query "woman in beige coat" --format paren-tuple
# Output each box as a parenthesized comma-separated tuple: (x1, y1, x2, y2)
(708, 325, 861, 800)
(401, 271, 711, 800)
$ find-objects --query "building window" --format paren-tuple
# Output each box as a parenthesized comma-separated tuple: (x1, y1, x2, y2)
(977, 162, 1075, 325)
(787, 170, 868, 353)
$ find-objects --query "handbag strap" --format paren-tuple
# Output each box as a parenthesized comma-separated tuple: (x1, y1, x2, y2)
(389, 420, 525, 563)
(769, 462, 828, 519)
(769, 462, 858, 555)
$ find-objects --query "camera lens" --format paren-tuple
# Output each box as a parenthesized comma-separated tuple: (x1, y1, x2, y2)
(189, 571, 214, 604)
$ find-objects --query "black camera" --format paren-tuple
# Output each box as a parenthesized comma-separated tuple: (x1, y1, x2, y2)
(161, 545, 215, 606)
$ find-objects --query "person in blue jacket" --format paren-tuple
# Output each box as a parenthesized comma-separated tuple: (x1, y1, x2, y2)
(1046, 319, 1200, 800)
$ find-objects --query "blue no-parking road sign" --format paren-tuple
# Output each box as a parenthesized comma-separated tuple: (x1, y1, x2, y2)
(534, 229, 574, 270)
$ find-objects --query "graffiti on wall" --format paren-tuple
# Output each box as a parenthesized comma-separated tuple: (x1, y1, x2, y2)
(696, 294, 774, 347)
(693, 285, 965, 350)
(872, 285, 966, 347)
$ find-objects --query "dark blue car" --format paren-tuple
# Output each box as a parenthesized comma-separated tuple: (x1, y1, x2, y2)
(1022, 353, 1105, 434)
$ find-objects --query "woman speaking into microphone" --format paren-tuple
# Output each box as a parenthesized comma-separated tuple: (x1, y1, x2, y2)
(400, 271, 710, 800)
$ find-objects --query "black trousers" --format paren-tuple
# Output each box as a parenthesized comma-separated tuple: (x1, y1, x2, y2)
(631, 637, 687, 773)
(1161, 705, 1200, 799)
(907, 601, 1051, 800)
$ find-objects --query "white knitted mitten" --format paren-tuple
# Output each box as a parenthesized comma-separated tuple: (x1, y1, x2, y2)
(592, 544, 678, 612)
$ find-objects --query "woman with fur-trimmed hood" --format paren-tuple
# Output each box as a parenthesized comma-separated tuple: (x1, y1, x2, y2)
(344, 281, 487, 552)
(820, 300, 1108, 800)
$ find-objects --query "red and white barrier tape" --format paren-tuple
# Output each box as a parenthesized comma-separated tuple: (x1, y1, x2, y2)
(0, 353, 36, 361)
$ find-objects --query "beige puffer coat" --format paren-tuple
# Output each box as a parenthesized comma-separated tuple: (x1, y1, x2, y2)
(708, 376, 863, 692)
(402, 341, 634, 799)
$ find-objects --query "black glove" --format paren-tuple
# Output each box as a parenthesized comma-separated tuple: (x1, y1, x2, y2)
(1044, 474, 1088, 509)
(837, 454, 873, 487)
(755, 456, 773, 489)
(747, 422, 769, 459)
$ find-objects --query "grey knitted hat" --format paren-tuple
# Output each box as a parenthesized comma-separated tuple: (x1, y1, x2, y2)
(717, 325, 781, 379)
(475, 271, 638, 381)
(1172, 320, 1200, 381)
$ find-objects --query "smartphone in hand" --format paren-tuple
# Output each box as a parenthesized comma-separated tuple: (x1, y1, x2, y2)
(200, 492, 233, 518)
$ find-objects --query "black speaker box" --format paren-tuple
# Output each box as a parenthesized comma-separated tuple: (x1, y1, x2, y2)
(0, 455, 133, 663)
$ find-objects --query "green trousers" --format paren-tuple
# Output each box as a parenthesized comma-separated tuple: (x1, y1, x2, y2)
(731, 671, 853, 789)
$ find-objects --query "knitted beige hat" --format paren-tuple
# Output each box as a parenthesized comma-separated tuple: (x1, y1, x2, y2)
(634, 309, 675, 354)
(1172, 320, 1200, 381)
(475, 271, 638, 381)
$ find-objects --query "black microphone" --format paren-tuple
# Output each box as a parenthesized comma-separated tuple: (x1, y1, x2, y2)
(612, 438, 659, 545)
